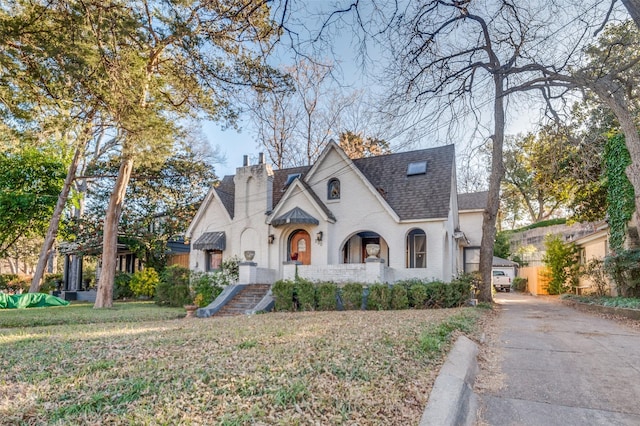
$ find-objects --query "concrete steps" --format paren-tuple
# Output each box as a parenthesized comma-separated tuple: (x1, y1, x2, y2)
(215, 284, 271, 317)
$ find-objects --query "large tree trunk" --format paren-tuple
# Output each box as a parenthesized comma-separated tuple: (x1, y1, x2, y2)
(94, 154, 135, 308)
(29, 143, 86, 293)
(478, 74, 507, 303)
(622, 0, 640, 29)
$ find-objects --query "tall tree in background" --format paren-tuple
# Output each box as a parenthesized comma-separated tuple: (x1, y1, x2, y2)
(80, 140, 217, 271)
(0, 148, 66, 258)
(1, 0, 284, 307)
(0, 0, 105, 293)
(380, 1, 600, 302)
(87, 0, 282, 308)
(246, 58, 358, 168)
(501, 128, 575, 224)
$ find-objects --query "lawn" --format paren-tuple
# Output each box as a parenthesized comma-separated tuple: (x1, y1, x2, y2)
(0, 305, 487, 425)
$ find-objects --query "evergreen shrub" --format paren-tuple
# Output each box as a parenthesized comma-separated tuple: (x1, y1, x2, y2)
(273, 279, 296, 311)
(390, 284, 409, 310)
(340, 282, 364, 310)
(316, 282, 338, 310)
(113, 272, 134, 299)
(367, 284, 390, 310)
(295, 278, 315, 311)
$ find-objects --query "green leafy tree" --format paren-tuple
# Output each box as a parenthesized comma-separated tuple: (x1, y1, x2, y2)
(501, 128, 576, 225)
(0, 148, 66, 258)
(493, 232, 511, 259)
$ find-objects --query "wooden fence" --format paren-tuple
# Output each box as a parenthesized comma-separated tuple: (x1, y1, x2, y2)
(519, 266, 550, 295)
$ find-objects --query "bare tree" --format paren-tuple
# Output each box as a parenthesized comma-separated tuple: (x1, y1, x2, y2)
(376, 0, 618, 302)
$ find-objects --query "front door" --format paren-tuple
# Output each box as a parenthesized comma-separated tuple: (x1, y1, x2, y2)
(290, 230, 311, 265)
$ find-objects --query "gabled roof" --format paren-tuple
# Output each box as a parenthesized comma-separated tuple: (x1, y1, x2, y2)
(493, 256, 519, 267)
(352, 145, 455, 220)
(213, 144, 456, 222)
(215, 176, 236, 219)
(272, 207, 319, 227)
(459, 191, 488, 211)
(272, 165, 311, 207)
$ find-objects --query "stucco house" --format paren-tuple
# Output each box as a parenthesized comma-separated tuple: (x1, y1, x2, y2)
(574, 222, 610, 294)
(186, 141, 479, 285)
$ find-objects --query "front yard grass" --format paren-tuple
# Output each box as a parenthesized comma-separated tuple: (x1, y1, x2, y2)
(0, 306, 487, 425)
(0, 301, 185, 328)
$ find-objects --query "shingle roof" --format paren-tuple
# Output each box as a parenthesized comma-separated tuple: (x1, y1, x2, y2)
(214, 176, 235, 218)
(458, 191, 488, 211)
(352, 145, 455, 220)
(214, 144, 456, 221)
(272, 165, 311, 207)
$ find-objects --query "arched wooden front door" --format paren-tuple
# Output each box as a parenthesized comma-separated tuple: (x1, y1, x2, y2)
(289, 230, 311, 265)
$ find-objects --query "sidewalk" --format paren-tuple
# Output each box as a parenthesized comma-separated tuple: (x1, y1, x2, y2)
(476, 292, 640, 425)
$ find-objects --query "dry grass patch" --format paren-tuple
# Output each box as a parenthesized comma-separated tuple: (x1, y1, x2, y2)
(1, 307, 486, 425)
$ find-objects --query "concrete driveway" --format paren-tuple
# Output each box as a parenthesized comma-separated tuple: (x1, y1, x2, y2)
(477, 292, 640, 425)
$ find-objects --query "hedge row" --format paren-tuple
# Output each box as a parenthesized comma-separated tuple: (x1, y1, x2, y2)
(272, 276, 473, 312)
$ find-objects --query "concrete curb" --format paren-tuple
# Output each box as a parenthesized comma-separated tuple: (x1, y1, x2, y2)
(419, 335, 479, 426)
(563, 299, 640, 320)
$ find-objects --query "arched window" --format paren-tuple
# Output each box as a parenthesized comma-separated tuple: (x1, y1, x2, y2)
(327, 178, 340, 200)
(406, 229, 427, 268)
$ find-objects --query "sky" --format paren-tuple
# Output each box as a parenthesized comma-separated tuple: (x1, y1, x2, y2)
(201, 0, 609, 179)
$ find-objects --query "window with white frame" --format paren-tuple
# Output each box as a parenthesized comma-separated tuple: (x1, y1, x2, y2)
(406, 229, 427, 268)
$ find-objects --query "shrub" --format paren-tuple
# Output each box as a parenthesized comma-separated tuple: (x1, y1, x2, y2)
(0, 274, 30, 293)
(340, 282, 364, 310)
(155, 281, 191, 307)
(604, 249, 640, 297)
(42, 273, 63, 293)
(367, 284, 390, 310)
(409, 282, 428, 309)
(420, 280, 469, 309)
(390, 284, 409, 310)
(316, 282, 338, 310)
(220, 256, 240, 283)
(295, 278, 315, 311)
(113, 272, 134, 299)
(0, 274, 18, 292)
(191, 272, 224, 308)
(580, 259, 609, 296)
(542, 234, 580, 295)
(273, 280, 296, 311)
(155, 266, 191, 307)
(512, 277, 528, 292)
(129, 268, 160, 298)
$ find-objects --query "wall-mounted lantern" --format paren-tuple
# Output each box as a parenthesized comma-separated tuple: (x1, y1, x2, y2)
(316, 231, 323, 243)
(268, 234, 275, 244)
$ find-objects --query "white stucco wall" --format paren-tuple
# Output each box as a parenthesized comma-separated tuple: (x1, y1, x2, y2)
(187, 145, 458, 282)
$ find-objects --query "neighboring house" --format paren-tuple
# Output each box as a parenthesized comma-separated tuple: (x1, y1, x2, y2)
(187, 141, 481, 284)
(458, 191, 487, 273)
(574, 222, 609, 292)
(492, 256, 518, 280)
